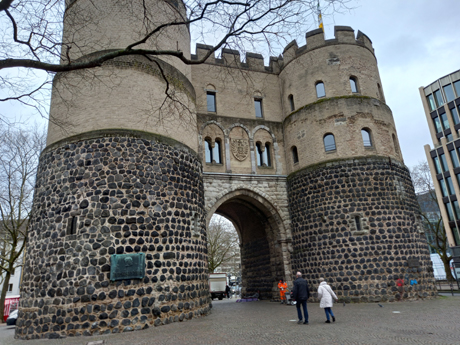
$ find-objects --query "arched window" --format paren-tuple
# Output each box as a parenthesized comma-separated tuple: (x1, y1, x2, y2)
(205, 138, 222, 163)
(323, 133, 336, 152)
(256, 142, 271, 167)
(392, 134, 399, 155)
(263, 143, 271, 167)
(213, 139, 222, 164)
(292, 146, 299, 164)
(205, 139, 212, 163)
(288, 94, 295, 111)
(316, 82, 326, 98)
(350, 77, 358, 93)
(361, 129, 372, 147)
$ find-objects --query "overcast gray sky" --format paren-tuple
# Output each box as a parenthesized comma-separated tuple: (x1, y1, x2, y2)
(320, 0, 460, 168)
(3, 0, 459, 169)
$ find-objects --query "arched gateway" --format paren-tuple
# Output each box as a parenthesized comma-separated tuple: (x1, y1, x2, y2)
(204, 181, 293, 299)
(15, 0, 436, 339)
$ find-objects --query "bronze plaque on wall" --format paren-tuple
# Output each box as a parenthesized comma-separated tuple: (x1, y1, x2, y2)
(110, 253, 145, 281)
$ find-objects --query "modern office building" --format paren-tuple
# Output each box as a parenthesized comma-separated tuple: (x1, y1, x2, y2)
(421, 69, 460, 248)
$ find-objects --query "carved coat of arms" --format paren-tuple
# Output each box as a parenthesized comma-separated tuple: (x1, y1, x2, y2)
(231, 138, 249, 161)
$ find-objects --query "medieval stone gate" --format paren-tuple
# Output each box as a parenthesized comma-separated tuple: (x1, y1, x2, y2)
(15, 0, 437, 339)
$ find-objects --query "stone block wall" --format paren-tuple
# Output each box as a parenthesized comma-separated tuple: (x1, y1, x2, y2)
(288, 157, 437, 303)
(15, 131, 210, 339)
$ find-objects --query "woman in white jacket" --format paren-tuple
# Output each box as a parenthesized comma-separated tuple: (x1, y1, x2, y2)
(317, 278, 338, 323)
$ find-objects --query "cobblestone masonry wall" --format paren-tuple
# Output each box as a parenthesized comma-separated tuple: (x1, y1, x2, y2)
(288, 157, 437, 303)
(15, 132, 210, 339)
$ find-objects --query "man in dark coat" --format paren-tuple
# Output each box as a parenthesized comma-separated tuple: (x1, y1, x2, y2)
(291, 271, 310, 324)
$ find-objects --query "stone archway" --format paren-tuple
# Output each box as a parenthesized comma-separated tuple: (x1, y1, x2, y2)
(206, 187, 292, 300)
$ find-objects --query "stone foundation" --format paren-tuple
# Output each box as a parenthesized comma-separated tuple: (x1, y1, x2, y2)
(16, 131, 210, 339)
(287, 157, 437, 302)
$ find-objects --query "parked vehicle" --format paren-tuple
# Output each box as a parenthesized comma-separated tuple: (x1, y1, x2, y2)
(6, 309, 18, 326)
(3, 295, 20, 322)
(209, 273, 228, 300)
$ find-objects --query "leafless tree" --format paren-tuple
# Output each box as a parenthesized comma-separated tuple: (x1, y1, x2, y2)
(0, 124, 46, 323)
(207, 215, 240, 273)
(410, 161, 454, 281)
(0, 0, 353, 122)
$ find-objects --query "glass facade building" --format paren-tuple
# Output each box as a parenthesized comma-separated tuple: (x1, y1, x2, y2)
(422, 69, 460, 247)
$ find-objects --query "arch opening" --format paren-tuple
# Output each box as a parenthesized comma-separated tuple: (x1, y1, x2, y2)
(207, 190, 290, 300)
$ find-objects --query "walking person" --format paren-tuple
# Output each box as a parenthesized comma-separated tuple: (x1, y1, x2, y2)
(317, 277, 338, 323)
(291, 272, 310, 324)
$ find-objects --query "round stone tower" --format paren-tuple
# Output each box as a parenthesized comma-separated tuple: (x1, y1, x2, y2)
(16, 0, 210, 339)
(282, 27, 437, 302)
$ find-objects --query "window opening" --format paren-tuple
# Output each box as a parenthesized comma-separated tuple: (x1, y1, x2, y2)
(446, 202, 455, 222)
(446, 176, 455, 195)
(8, 284, 13, 292)
(288, 94, 295, 111)
(454, 200, 460, 219)
(434, 89, 444, 108)
(205, 139, 212, 163)
(447, 133, 454, 142)
(454, 80, 460, 98)
(316, 82, 326, 98)
(451, 107, 460, 125)
(427, 94, 436, 112)
(350, 77, 358, 93)
(444, 84, 455, 102)
(292, 146, 299, 164)
(324, 134, 336, 152)
(433, 156, 442, 174)
(67, 216, 77, 235)
(361, 129, 372, 147)
(440, 113, 450, 130)
(439, 179, 448, 197)
(213, 139, 222, 164)
(450, 150, 460, 168)
(439, 153, 449, 172)
(254, 99, 263, 118)
(263, 143, 271, 167)
(354, 216, 361, 231)
(392, 134, 399, 154)
(433, 117, 442, 133)
(207, 92, 216, 112)
(377, 83, 385, 101)
(256, 143, 263, 166)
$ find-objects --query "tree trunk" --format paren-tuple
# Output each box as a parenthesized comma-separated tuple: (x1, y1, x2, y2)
(442, 257, 454, 281)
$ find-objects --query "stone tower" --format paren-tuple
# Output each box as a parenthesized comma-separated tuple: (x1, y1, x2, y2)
(16, 2, 436, 340)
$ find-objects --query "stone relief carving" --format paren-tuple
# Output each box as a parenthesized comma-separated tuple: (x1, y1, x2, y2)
(231, 138, 249, 161)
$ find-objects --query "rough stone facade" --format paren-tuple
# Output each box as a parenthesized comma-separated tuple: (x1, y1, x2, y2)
(16, 132, 210, 339)
(288, 157, 437, 302)
(16, 0, 437, 339)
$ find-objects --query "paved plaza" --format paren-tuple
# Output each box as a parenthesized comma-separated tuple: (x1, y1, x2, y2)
(1, 296, 459, 345)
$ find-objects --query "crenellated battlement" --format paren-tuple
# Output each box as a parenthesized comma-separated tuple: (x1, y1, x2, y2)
(191, 26, 373, 73)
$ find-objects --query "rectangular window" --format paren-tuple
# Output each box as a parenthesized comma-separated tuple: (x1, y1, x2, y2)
(433, 156, 442, 174)
(446, 202, 455, 221)
(207, 92, 216, 112)
(440, 179, 448, 197)
(454, 200, 460, 219)
(447, 133, 454, 142)
(427, 94, 436, 111)
(434, 89, 444, 108)
(254, 99, 263, 118)
(11, 268, 15, 276)
(451, 107, 460, 125)
(433, 117, 442, 133)
(456, 173, 460, 189)
(454, 80, 460, 98)
(440, 113, 450, 130)
(440, 153, 449, 172)
(444, 84, 455, 102)
(450, 150, 460, 168)
(446, 176, 455, 195)
(8, 284, 13, 292)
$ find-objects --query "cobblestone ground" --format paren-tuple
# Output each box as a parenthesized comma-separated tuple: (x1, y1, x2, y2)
(1, 296, 459, 345)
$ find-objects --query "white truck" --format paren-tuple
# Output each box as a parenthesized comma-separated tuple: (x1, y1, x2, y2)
(209, 273, 228, 300)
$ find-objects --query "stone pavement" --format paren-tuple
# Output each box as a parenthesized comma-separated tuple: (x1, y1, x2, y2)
(1, 296, 459, 345)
